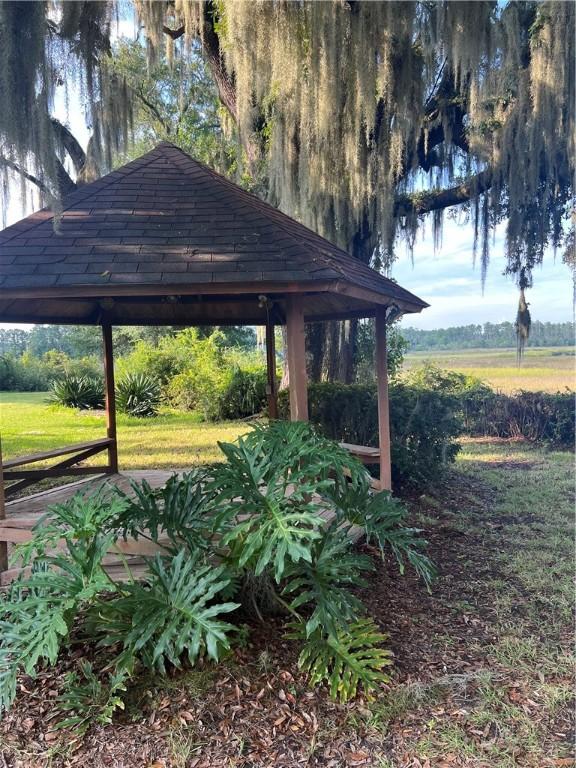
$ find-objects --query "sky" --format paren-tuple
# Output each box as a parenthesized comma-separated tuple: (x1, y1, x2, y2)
(1, 55, 573, 333)
(392, 224, 573, 331)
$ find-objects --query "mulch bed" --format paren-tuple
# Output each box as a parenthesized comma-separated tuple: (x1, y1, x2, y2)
(1, 464, 573, 768)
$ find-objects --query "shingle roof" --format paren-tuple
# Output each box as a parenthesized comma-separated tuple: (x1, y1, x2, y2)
(0, 143, 427, 324)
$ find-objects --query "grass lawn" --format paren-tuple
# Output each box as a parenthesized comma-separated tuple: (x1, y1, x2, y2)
(0, 437, 573, 767)
(404, 346, 575, 393)
(0, 392, 249, 468)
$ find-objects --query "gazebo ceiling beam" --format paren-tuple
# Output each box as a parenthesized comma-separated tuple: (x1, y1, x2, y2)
(0, 289, 389, 326)
(0, 281, 425, 318)
(0, 280, 338, 302)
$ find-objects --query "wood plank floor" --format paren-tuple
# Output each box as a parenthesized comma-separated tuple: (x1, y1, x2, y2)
(1, 470, 360, 585)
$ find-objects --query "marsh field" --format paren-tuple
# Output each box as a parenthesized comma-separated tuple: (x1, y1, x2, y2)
(404, 347, 576, 393)
(403, 346, 575, 393)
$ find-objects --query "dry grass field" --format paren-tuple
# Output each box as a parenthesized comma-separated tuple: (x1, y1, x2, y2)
(403, 347, 575, 393)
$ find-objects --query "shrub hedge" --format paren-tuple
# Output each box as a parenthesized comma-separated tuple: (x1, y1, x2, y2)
(461, 388, 574, 447)
(407, 365, 574, 448)
(278, 370, 574, 487)
(278, 380, 463, 488)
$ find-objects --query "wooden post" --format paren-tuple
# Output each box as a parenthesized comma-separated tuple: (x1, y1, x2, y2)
(0, 441, 8, 572)
(265, 315, 278, 419)
(285, 296, 308, 421)
(375, 308, 392, 491)
(102, 324, 118, 473)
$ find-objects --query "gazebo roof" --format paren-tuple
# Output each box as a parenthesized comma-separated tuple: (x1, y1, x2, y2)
(0, 143, 427, 325)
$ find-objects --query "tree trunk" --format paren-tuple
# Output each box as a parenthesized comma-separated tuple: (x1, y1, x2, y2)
(337, 319, 358, 384)
(324, 321, 340, 381)
(306, 323, 325, 383)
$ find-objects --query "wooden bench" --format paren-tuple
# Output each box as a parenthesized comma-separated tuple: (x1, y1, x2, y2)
(339, 443, 382, 490)
(339, 442, 380, 464)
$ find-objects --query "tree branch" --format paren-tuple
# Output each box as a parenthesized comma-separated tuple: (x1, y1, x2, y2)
(50, 118, 86, 176)
(200, 4, 238, 123)
(0, 153, 76, 197)
(0, 156, 49, 194)
(394, 168, 493, 217)
(163, 24, 185, 40)
(159, 7, 237, 120)
(135, 89, 171, 134)
(54, 157, 77, 196)
(160, 7, 243, 143)
(400, 69, 470, 181)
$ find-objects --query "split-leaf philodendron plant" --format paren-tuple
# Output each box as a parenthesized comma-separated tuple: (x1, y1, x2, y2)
(0, 421, 435, 724)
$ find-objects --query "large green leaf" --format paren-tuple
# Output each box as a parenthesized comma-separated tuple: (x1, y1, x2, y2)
(326, 481, 436, 587)
(208, 431, 329, 581)
(92, 551, 239, 673)
(113, 470, 215, 554)
(283, 523, 373, 636)
(13, 488, 128, 567)
(292, 618, 393, 703)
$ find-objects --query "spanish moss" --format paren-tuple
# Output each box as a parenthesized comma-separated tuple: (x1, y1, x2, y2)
(1, 0, 573, 326)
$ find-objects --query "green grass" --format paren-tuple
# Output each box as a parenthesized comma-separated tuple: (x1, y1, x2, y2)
(404, 346, 575, 393)
(0, 392, 248, 468)
(406, 440, 575, 766)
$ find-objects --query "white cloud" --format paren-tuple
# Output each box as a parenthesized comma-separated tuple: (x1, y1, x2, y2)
(395, 220, 573, 329)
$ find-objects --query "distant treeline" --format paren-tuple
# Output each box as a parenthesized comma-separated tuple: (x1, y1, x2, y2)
(1, 321, 574, 359)
(402, 321, 575, 351)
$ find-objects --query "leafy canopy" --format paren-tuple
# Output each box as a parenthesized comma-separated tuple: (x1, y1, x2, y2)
(1, 1, 572, 299)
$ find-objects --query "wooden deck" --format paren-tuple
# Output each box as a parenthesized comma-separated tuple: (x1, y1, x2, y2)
(0, 470, 360, 586)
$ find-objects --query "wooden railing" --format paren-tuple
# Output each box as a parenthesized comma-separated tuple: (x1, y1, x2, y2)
(2, 438, 115, 500)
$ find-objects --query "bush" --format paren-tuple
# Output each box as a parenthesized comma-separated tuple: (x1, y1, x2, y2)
(216, 367, 269, 420)
(115, 335, 190, 385)
(48, 375, 105, 410)
(116, 373, 161, 417)
(0, 353, 49, 391)
(116, 328, 269, 421)
(461, 388, 574, 448)
(42, 351, 101, 382)
(170, 365, 269, 421)
(166, 343, 228, 418)
(0, 423, 434, 721)
(278, 380, 462, 488)
(164, 334, 268, 420)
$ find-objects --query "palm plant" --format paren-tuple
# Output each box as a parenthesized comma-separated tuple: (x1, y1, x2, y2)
(115, 372, 161, 417)
(47, 374, 104, 410)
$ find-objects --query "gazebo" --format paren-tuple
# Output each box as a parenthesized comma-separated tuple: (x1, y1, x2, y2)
(0, 142, 427, 577)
